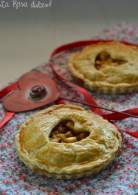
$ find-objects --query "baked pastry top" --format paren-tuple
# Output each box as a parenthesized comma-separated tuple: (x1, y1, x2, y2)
(68, 41, 138, 93)
(16, 104, 122, 179)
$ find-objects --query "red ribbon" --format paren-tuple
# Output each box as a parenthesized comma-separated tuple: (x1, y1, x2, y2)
(50, 63, 104, 116)
(0, 112, 15, 130)
(0, 39, 138, 139)
(0, 82, 17, 98)
(0, 82, 17, 130)
(102, 108, 138, 121)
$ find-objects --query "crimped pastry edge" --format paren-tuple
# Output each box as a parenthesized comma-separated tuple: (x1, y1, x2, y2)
(16, 134, 120, 179)
(68, 41, 138, 94)
(15, 104, 122, 179)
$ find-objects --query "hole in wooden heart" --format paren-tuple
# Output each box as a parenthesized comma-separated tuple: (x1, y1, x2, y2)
(95, 50, 127, 70)
(50, 120, 90, 143)
(30, 85, 47, 101)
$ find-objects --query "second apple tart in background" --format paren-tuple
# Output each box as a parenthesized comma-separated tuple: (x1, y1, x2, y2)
(68, 41, 138, 94)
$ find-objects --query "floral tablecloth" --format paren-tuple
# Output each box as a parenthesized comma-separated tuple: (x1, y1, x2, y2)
(0, 23, 138, 195)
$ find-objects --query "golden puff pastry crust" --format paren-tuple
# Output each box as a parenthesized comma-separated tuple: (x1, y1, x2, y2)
(16, 104, 122, 179)
(68, 41, 138, 94)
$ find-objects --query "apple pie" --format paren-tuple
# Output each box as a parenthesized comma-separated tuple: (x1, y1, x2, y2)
(16, 104, 122, 179)
(68, 41, 138, 94)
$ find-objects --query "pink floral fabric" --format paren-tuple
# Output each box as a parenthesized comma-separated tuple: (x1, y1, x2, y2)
(0, 23, 138, 195)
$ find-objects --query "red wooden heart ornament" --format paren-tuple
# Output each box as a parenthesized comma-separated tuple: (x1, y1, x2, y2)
(3, 70, 59, 112)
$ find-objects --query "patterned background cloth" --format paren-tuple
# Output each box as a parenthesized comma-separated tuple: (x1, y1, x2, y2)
(0, 24, 138, 195)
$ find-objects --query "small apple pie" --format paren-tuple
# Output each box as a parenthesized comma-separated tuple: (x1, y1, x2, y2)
(68, 41, 138, 94)
(16, 104, 122, 179)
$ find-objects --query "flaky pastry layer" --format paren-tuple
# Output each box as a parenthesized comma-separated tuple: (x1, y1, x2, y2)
(16, 104, 122, 179)
(68, 41, 138, 94)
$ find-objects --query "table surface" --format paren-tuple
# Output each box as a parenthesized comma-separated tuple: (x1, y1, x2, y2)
(0, 0, 138, 88)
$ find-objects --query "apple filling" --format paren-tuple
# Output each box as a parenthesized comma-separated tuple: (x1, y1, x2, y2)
(95, 51, 127, 70)
(50, 120, 90, 143)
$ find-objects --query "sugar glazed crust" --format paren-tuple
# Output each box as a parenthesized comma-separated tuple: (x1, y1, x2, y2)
(16, 104, 122, 179)
(68, 41, 138, 94)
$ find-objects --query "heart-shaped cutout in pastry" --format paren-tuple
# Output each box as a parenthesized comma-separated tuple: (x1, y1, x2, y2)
(3, 70, 59, 112)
